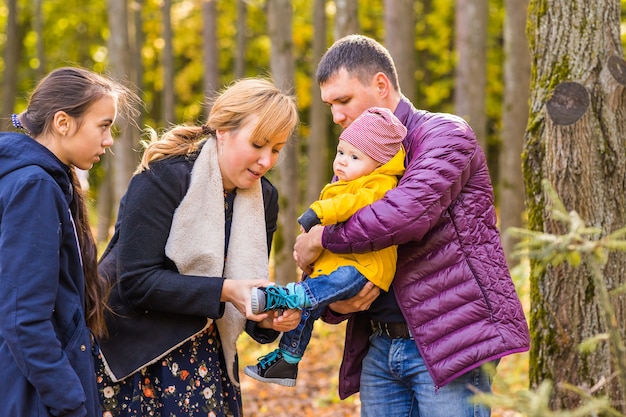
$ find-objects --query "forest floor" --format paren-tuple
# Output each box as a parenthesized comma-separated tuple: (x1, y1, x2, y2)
(239, 321, 360, 417)
(238, 320, 529, 417)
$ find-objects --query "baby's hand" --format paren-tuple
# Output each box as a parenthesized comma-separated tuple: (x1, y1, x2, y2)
(255, 309, 301, 331)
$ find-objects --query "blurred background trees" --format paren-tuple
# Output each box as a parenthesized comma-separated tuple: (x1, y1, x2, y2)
(0, 0, 467, 277)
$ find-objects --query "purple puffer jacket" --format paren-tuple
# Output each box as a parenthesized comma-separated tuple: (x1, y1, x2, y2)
(322, 98, 530, 399)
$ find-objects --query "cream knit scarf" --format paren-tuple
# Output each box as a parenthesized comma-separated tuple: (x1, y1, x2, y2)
(165, 137, 268, 387)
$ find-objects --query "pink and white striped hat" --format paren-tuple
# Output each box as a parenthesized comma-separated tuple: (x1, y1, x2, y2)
(339, 107, 407, 164)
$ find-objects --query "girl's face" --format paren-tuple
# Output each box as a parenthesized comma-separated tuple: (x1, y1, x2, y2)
(333, 139, 380, 182)
(53, 96, 117, 170)
(217, 116, 289, 191)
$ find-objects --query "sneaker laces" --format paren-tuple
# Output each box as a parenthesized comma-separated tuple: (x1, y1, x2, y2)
(265, 286, 301, 310)
(258, 349, 282, 369)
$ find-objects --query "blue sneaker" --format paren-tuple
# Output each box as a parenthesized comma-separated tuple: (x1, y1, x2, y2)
(251, 285, 301, 314)
(244, 349, 298, 387)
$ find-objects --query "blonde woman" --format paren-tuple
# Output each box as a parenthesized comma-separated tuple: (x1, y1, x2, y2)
(96, 78, 301, 416)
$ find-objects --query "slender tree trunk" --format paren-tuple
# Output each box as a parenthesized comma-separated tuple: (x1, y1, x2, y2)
(235, 0, 247, 79)
(384, 0, 416, 104)
(94, 0, 144, 247)
(306, 0, 329, 206)
(131, 0, 145, 129)
(524, 0, 626, 411)
(96, 155, 114, 245)
(499, 0, 530, 264)
(334, 0, 359, 39)
(202, 0, 219, 119)
(267, 0, 299, 284)
(107, 0, 136, 215)
(34, 0, 45, 78)
(162, 0, 175, 125)
(2, 0, 20, 130)
(454, 0, 488, 151)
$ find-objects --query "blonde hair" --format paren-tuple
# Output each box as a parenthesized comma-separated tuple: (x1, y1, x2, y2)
(138, 78, 298, 172)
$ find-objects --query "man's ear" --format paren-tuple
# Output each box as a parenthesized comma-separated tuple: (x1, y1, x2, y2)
(373, 72, 391, 98)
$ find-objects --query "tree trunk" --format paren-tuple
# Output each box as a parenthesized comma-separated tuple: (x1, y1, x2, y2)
(334, 0, 359, 39)
(267, 0, 299, 284)
(94, 0, 145, 246)
(162, 0, 175, 125)
(107, 0, 136, 216)
(524, 0, 626, 411)
(454, 0, 488, 151)
(2, 0, 20, 130)
(305, 0, 329, 206)
(96, 154, 114, 246)
(384, 0, 416, 104)
(202, 0, 219, 118)
(34, 0, 45, 78)
(499, 0, 530, 264)
(131, 0, 145, 130)
(235, 0, 247, 79)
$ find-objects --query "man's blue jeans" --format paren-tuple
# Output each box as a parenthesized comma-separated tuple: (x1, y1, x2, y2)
(279, 266, 368, 357)
(361, 332, 495, 417)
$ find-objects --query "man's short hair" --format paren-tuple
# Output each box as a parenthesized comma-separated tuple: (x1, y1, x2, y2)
(316, 34, 400, 91)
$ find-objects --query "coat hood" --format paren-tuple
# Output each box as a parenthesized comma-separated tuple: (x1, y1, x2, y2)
(373, 146, 405, 177)
(0, 132, 71, 196)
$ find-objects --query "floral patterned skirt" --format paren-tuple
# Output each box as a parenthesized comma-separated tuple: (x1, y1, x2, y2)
(97, 323, 242, 417)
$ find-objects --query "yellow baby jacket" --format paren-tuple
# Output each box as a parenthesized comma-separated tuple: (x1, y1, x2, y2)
(308, 147, 405, 290)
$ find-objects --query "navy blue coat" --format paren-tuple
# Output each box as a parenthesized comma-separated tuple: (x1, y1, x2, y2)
(0, 132, 100, 417)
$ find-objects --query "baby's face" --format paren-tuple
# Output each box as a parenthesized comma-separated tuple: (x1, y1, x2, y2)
(332, 140, 380, 182)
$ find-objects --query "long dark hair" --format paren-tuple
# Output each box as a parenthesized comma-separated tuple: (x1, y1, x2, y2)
(17, 67, 139, 337)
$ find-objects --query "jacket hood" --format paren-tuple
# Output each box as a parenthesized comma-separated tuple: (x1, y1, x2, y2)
(0, 132, 70, 190)
(372, 145, 406, 177)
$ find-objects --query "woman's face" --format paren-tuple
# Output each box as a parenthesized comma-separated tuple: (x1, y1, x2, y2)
(53, 96, 117, 170)
(217, 116, 289, 191)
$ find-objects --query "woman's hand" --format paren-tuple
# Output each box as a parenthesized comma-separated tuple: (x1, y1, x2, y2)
(328, 281, 381, 314)
(221, 279, 275, 321)
(221, 280, 303, 329)
(293, 225, 324, 274)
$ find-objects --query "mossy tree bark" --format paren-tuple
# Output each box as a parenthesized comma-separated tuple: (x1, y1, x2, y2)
(523, 0, 626, 411)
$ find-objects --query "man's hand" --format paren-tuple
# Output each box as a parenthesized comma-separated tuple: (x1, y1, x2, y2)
(329, 281, 381, 314)
(293, 225, 324, 274)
